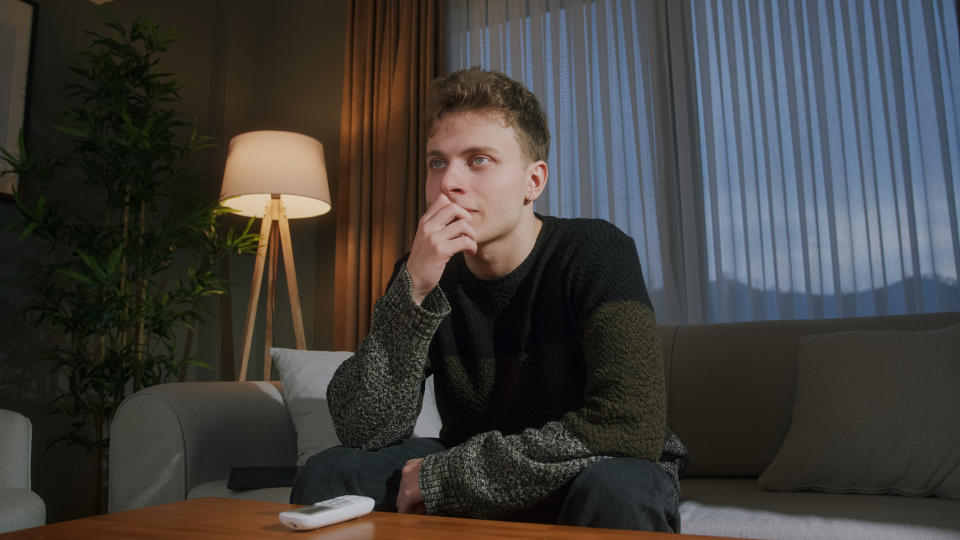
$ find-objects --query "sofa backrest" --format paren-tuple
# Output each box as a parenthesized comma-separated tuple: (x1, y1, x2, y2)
(660, 311, 960, 478)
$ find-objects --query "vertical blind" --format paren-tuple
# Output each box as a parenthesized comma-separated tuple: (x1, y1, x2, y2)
(446, 0, 960, 324)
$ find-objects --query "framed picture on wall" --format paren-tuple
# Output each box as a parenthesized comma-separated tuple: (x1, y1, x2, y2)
(0, 0, 36, 200)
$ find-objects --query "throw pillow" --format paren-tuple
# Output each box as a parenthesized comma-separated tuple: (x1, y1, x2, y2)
(272, 348, 443, 466)
(758, 325, 960, 499)
(272, 348, 352, 466)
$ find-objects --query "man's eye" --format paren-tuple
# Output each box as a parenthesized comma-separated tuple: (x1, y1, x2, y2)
(429, 159, 446, 169)
(470, 156, 491, 166)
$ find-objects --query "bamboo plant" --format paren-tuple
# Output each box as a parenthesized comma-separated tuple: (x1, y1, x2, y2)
(0, 10, 257, 503)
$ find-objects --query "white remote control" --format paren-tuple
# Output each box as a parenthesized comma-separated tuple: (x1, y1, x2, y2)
(278, 495, 376, 530)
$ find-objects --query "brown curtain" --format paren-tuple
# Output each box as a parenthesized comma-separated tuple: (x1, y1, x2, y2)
(333, 0, 445, 351)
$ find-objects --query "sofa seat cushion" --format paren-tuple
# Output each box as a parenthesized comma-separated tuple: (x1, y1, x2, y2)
(187, 480, 292, 505)
(679, 479, 960, 540)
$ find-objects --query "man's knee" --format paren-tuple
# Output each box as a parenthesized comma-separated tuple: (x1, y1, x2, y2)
(313, 446, 371, 477)
(289, 439, 447, 508)
(559, 458, 679, 532)
(291, 446, 379, 505)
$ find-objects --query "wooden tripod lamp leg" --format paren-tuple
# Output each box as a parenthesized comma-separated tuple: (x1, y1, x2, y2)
(263, 200, 283, 380)
(238, 203, 274, 382)
(278, 208, 307, 350)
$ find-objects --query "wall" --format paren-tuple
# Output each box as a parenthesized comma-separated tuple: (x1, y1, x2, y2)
(0, 0, 345, 522)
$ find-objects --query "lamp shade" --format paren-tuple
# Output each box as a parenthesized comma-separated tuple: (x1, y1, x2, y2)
(220, 130, 332, 219)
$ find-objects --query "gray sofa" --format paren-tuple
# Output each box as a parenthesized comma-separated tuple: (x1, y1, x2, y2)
(109, 312, 960, 539)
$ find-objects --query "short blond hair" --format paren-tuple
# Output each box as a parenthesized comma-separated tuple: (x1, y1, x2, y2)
(426, 68, 550, 163)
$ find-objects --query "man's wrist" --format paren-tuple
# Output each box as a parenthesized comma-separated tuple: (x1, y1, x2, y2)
(400, 264, 446, 312)
(411, 287, 429, 306)
(418, 452, 446, 515)
(407, 267, 439, 306)
(368, 264, 449, 353)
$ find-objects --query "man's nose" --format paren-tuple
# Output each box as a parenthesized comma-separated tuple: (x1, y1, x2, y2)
(438, 164, 466, 195)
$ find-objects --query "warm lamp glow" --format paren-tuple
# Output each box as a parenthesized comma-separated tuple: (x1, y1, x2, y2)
(220, 130, 331, 219)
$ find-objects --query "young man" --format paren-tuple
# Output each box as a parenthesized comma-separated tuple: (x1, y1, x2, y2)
(291, 68, 688, 532)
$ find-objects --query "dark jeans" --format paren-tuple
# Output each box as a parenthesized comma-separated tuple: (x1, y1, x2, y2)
(290, 438, 680, 532)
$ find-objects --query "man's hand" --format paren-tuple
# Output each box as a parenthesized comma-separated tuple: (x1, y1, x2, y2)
(396, 458, 426, 514)
(406, 194, 477, 305)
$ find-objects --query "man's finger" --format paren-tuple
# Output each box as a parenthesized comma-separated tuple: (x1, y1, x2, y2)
(452, 234, 478, 256)
(425, 202, 471, 234)
(439, 219, 476, 242)
(419, 193, 452, 225)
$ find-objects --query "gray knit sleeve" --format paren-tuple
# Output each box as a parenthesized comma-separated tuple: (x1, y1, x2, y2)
(418, 421, 604, 518)
(327, 264, 450, 450)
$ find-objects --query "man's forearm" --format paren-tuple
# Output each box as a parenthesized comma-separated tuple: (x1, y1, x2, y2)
(418, 421, 603, 518)
(327, 265, 450, 449)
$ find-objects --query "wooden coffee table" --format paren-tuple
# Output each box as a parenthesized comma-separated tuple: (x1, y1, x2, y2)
(0, 498, 730, 539)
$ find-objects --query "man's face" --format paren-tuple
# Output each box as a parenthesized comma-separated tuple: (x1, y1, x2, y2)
(425, 109, 539, 249)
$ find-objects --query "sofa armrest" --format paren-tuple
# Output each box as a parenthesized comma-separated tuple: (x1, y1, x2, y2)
(0, 410, 32, 490)
(108, 381, 296, 513)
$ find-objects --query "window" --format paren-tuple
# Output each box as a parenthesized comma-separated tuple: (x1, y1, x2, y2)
(447, 0, 960, 323)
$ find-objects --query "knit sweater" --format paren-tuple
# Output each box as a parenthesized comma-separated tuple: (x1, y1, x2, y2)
(327, 215, 688, 519)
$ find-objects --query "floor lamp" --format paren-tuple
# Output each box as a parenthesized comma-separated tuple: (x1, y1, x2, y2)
(219, 131, 331, 381)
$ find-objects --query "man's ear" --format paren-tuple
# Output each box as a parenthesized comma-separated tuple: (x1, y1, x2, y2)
(524, 160, 548, 205)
